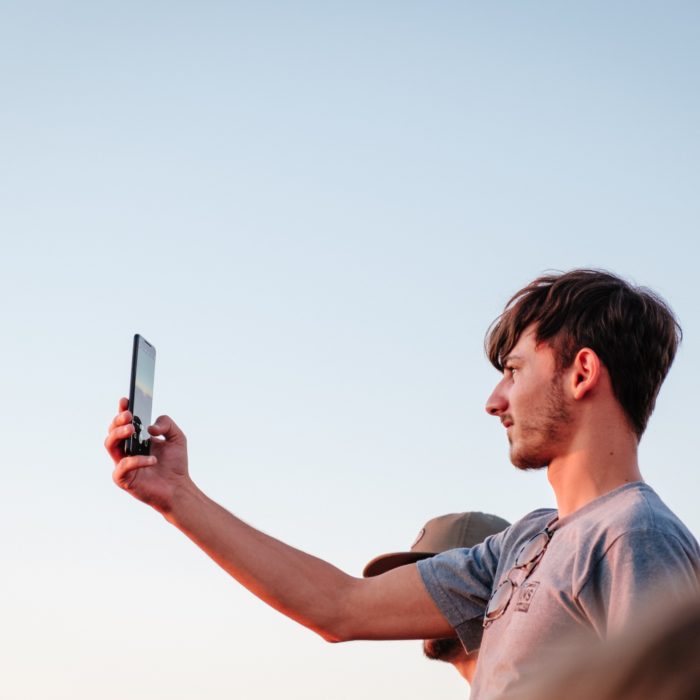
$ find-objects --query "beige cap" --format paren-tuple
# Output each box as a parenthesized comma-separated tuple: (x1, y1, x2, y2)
(362, 511, 511, 577)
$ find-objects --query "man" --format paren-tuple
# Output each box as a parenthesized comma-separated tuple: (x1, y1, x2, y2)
(105, 269, 700, 700)
(362, 511, 510, 685)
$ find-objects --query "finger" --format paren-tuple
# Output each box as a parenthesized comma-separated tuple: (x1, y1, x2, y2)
(104, 423, 135, 461)
(149, 415, 187, 444)
(113, 454, 157, 487)
(118, 397, 128, 412)
(108, 409, 133, 433)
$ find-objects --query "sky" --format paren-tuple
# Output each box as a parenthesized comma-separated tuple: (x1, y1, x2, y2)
(2, 2, 700, 699)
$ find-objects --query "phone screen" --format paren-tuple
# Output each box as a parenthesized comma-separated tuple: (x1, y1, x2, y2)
(126, 334, 156, 455)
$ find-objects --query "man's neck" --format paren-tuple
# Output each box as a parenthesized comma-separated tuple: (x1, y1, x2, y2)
(547, 421, 642, 518)
(451, 654, 478, 684)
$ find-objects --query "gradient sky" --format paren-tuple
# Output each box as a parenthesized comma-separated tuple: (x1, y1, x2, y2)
(2, 3, 700, 699)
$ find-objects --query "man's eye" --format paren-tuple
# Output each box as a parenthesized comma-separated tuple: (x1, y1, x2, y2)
(506, 367, 518, 378)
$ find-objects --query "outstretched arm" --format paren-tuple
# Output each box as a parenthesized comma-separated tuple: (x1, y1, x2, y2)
(105, 399, 453, 642)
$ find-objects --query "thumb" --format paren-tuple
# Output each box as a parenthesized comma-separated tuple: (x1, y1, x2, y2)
(149, 415, 187, 444)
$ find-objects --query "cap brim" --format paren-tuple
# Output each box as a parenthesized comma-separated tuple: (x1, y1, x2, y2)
(362, 550, 435, 578)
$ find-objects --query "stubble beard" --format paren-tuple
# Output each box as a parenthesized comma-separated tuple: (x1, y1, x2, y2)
(422, 637, 463, 662)
(509, 373, 573, 471)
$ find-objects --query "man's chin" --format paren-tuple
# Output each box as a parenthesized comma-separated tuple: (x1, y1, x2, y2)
(423, 638, 462, 662)
(509, 446, 549, 471)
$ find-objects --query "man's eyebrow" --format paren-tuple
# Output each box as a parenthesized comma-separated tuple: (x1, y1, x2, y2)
(502, 354, 524, 365)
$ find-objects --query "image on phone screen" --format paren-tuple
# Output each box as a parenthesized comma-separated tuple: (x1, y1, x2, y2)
(126, 334, 156, 456)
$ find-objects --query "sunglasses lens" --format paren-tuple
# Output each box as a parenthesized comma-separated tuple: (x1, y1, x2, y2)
(485, 578, 515, 621)
(484, 526, 554, 629)
(515, 531, 549, 567)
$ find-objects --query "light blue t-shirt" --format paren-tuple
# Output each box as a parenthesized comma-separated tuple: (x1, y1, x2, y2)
(418, 482, 700, 700)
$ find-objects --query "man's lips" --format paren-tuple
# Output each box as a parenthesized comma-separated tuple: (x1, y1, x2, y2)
(501, 418, 514, 445)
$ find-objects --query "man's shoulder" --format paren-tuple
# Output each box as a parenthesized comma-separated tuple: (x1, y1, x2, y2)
(503, 508, 558, 545)
(511, 507, 557, 529)
(566, 482, 699, 555)
(598, 483, 691, 537)
(569, 484, 700, 611)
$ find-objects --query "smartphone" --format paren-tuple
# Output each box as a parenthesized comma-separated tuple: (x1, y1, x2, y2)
(124, 334, 157, 456)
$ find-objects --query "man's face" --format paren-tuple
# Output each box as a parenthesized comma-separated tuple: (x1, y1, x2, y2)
(485, 326, 573, 470)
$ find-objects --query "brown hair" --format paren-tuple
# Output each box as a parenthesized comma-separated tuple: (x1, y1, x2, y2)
(485, 269, 681, 437)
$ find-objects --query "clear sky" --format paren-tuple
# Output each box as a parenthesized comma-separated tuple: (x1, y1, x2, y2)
(2, 3, 699, 698)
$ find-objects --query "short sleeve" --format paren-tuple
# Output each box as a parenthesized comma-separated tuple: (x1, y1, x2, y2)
(417, 531, 504, 652)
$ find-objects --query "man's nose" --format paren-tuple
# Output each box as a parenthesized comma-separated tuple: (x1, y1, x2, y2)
(486, 381, 508, 416)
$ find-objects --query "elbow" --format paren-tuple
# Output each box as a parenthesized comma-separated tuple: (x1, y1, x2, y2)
(309, 577, 365, 644)
(316, 618, 355, 644)
(313, 606, 361, 644)
(303, 575, 367, 644)
(319, 629, 346, 644)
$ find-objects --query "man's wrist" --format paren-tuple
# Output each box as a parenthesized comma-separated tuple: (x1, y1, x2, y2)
(164, 479, 204, 526)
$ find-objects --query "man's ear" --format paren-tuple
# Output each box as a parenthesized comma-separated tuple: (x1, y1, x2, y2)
(570, 347, 602, 400)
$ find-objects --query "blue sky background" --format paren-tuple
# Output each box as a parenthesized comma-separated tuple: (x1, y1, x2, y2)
(2, 3, 699, 698)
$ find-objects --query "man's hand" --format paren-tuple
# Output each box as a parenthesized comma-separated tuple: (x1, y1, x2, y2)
(104, 397, 191, 515)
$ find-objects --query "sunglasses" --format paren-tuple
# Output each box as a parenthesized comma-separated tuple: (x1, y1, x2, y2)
(483, 522, 555, 628)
